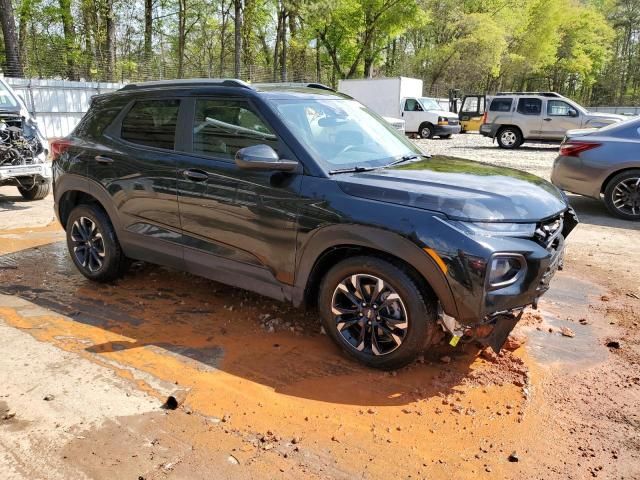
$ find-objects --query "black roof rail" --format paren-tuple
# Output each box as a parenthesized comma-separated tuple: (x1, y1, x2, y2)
(495, 91, 561, 97)
(252, 82, 335, 92)
(120, 78, 253, 91)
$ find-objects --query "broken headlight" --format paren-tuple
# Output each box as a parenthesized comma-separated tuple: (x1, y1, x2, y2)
(449, 221, 536, 238)
(487, 254, 526, 289)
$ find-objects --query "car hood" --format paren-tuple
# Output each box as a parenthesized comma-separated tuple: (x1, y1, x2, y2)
(336, 156, 568, 222)
(585, 111, 626, 122)
(426, 109, 459, 119)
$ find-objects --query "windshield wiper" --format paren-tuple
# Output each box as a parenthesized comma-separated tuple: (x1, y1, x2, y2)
(328, 165, 378, 175)
(384, 153, 430, 168)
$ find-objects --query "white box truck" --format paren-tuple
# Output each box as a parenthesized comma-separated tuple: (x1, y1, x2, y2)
(338, 77, 461, 139)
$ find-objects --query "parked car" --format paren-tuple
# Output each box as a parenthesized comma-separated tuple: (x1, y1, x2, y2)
(52, 79, 577, 369)
(0, 77, 51, 200)
(338, 77, 461, 139)
(551, 117, 640, 220)
(480, 92, 626, 149)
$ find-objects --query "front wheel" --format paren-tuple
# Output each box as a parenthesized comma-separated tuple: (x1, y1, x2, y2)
(496, 127, 522, 149)
(318, 256, 436, 370)
(18, 178, 51, 200)
(603, 169, 640, 221)
(419, 123, 434, 139)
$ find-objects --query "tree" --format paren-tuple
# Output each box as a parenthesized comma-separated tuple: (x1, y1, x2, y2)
(0, 0, 24, 76)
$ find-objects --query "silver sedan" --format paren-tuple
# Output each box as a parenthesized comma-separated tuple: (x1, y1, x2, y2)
(551, 117, 640, 220)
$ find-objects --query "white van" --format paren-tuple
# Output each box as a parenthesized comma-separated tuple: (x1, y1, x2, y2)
(338, 77, 461, 139)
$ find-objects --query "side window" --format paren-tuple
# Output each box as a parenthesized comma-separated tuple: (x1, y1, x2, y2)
(489, 98, 513, 112)
(192, 99, 277, 160)
(517, 98, 542, 115)
(404, 99, 422, 112)
(548, 100, 574, 116)
(121, 99, 180, 150)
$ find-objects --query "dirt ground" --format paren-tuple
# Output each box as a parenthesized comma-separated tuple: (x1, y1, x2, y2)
(0, 135, 638, 480)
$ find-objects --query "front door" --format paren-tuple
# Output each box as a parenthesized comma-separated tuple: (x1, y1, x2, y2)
(402, 98, 423, 133)
(540, 99, 582, 140)
(176, 97, 302, 299)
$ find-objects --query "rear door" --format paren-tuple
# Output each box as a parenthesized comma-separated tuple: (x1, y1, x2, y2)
(513, 97, 543, 139)
(176, 96, 302, 299)
(88, 96, 185, 268)
(540, 99, 582, 140)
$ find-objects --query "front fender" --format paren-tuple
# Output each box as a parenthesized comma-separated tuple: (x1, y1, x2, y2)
(293, 223, 459, 319)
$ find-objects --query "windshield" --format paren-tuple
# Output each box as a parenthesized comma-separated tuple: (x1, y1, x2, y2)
(0, 82, 19, 110)
(269, 98, 421, 171)
(419, 98, 442, 111)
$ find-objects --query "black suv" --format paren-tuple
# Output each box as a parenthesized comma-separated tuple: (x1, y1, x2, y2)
(52, 79, 577, 369)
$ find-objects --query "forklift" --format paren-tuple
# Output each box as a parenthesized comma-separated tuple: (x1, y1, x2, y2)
(448, 89, 487, 133)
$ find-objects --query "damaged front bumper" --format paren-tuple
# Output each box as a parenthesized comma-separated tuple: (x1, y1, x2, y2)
(0, 161, 52, 184)
(435, 208, 578, 352)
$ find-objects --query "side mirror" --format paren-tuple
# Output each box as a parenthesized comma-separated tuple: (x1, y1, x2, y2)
(568, 108, 578, 117)
(235, 144, 299, 172)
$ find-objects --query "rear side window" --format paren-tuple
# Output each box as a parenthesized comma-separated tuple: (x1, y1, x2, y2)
(121, 99, 180, 150)
(489, 98, 512, 112)
(192, 98, 277, 160)
(74, 99, 122, 139)
(517, 98, 542, 115)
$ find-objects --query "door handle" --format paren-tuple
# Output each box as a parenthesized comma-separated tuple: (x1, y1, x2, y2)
(95, 155, 114, 164)
(544, 118, 552, 122)
(182, 169, 209, 182)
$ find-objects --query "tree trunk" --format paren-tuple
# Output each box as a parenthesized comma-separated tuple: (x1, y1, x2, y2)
(18, 0, 31, 73)
(178, 0, 186, 78)
(0, 0, 24, 77)
(280, 8, 287, 82)
(104, 0, 116, 81)
(273, 11, 282, 81)
(219, 0, 229, 75)
(234, 0, 242, 78)
(144, 0, 152, 61)
(59, 0, 77, 79)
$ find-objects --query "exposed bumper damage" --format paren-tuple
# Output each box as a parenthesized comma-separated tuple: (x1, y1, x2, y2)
(0, 113, 50, 186)
(438, 208, 579, 353)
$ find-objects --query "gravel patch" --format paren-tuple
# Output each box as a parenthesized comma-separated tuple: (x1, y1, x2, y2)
(413, 133, 560, 180)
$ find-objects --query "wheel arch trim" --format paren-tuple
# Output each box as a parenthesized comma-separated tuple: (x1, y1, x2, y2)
(293, 224, 459, 318)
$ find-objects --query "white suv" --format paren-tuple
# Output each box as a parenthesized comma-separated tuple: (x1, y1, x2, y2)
(480, 92, 626, 149)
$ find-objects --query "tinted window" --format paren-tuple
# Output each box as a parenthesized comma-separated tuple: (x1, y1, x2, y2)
(517, 98, 542, 115)
(489, 98, 512, 112)
(75, 100, 122, 139)
(192, 99, 276, 160)
(121, 99, 180, 150)
(547, 100, 574, 116)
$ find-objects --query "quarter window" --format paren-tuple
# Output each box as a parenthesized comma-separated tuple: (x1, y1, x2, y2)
(516, 98, 542, 115)
(192, 99, 277, 160)
(121, 99, 180, 150)
(548, 100, 574, 116)
(489, 98, 513, 112)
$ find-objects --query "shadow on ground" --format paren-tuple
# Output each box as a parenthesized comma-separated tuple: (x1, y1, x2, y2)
(0, 241, 478, 407)
(566, 194, 640, 230)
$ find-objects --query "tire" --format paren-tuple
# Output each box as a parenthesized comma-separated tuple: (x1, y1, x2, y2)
(496, 127, 523, 149)
(603, 169, 640, 221)
(65, 204, 129, 282)
(18, 178, 51, 201)
(419, 123, 435, 139)
(439, 134, 452, 139)
(318, 256, 437, 370)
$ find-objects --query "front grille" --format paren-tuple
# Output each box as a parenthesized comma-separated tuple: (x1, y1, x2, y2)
(535, 214, 565, 292)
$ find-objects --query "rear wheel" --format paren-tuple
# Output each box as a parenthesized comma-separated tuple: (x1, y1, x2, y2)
(318, 256, 436, 370)
(603, 169, 640, 221)
(66, 204, 130, 282)
(18, 178, 51, 201)
(496, 127, 522, 149)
